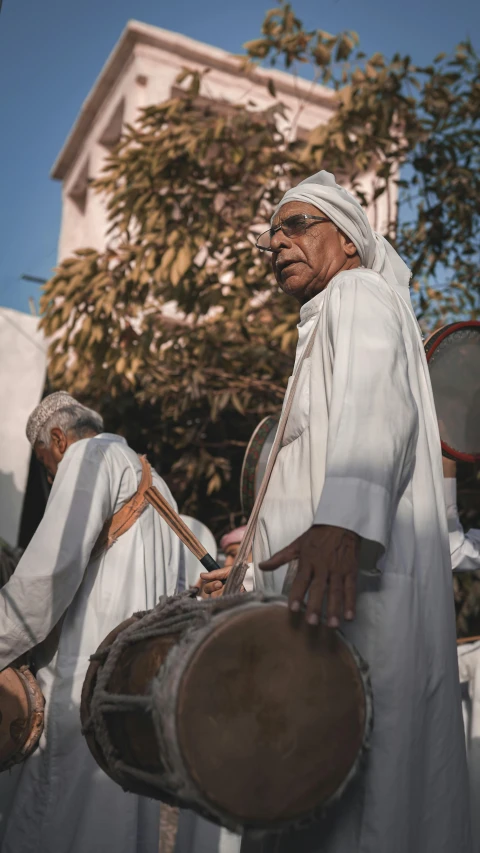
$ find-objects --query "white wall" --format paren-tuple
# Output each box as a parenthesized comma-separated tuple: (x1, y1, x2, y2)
(0, 309, 47, 546)
(56, 35, 340, 262)
(55, 24, 396, 263)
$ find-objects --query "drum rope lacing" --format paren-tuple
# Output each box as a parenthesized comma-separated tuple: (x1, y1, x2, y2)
(82, 589, 271, 813)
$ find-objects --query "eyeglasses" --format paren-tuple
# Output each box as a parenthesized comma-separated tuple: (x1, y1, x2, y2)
(255, 213, 330, 252)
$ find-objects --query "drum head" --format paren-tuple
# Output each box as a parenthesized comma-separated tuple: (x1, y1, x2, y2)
(425, 321, 480, 462)
(176, 601, 370, 828)
(240, 416, 279, 516)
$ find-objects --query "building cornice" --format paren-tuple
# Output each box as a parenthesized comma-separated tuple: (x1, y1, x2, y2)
(51, 19, 334, 181)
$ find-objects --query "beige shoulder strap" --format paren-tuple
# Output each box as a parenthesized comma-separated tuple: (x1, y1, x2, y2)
(91, 455, 152, 559)
(224, 316, 320, 595)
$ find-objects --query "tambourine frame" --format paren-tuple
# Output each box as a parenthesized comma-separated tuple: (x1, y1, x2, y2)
(240, 415, 278, 516)
(425, 320, 480, 464)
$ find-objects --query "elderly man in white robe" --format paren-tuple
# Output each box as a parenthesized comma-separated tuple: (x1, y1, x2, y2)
(204, 171, 472, 853)
(0, 392, 180, 853)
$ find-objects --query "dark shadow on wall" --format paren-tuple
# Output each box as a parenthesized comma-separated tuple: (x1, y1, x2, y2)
(17, 452, 50, 550)
(0, 470, 24, 551)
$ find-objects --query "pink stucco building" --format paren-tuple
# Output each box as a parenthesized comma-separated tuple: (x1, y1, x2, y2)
(51, 20, 393, 262)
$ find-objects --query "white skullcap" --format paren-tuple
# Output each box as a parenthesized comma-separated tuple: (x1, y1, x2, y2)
(274, 170, 412, 297)
(26, 391, 78, 447)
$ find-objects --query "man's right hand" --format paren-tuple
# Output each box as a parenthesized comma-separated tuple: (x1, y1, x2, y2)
(194, 567, 231, 599)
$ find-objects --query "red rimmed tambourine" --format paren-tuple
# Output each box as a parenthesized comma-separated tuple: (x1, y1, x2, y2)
(425, 321, 480, 463)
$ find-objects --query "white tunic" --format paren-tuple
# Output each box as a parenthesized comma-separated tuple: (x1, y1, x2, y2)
(244, 269, 472, 853)
(0, 434, 180, 853)
(444, 478, 480, 571)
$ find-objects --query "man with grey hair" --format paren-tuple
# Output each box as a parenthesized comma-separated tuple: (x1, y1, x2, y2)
(0, 391, 181, 853)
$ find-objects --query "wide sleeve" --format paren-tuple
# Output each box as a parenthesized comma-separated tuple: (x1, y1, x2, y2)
(444, 477, 480, 572)
(0, 439, 114, 669)
(313, 274, 419, 557)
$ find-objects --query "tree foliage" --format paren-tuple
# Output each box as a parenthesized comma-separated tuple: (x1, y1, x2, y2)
(41, 85, 305, 530)
(41, 3, 480, 610)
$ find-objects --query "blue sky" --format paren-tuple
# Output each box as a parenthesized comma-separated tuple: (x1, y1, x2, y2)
(0, 0, 478, 314)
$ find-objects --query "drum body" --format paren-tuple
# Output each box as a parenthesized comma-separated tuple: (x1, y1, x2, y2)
(81, 593, 372, 833)
(0, 666, 45, 772)
(240, 417, 278, 516)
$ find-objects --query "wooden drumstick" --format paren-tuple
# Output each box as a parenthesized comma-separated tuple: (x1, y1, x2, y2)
(145, 486, 220, 572)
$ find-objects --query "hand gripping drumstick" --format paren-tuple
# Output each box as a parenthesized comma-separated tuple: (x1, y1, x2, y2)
(144, 486, 220, 573)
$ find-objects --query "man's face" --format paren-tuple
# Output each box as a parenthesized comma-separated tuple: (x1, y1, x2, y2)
(34, 428, 71, 483)
(270, 201, 358, 304)
(223, 542, 241, 569)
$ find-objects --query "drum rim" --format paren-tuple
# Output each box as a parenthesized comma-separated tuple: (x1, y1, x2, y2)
(240, 415, 279, 516)
(16, 667, 45, 761)
(162, 595, 373, 833)
(0, 666, 44, 772)
(0, 668, 32, 767)
(425, 320, 480, 463)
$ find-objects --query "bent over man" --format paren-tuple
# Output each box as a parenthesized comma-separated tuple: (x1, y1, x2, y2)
(0, 392, 180, 853)
(223, 171, 471, 853)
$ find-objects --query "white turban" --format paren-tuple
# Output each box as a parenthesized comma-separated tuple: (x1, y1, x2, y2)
(274, 170, 411, 297)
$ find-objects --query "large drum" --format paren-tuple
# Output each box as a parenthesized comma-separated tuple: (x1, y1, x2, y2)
(81, 592, 372, 833)
(0, 666, 45, 772)
(425, 321, 480, 463)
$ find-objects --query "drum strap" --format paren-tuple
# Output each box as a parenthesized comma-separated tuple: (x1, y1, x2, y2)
(91, 455, 152, 559)
(225, 316, 321, 595)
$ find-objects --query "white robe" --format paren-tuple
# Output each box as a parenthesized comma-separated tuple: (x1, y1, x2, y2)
(457, 642, 480, 853)
(0, 433, 180, 853)
(441, 479, 480, 851)
(444, 478, 480, 571)
(243, 269, 472, 853)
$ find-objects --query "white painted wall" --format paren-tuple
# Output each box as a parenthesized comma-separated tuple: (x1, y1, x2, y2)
(53, 22, 394, 263)
(0, 309, 47, 546)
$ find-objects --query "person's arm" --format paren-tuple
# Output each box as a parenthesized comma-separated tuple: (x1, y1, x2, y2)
(313, 275, 419, 552)
(443, 457, 480, 572)
(0, 439, 113, 669)
(261, 273, 419, 625)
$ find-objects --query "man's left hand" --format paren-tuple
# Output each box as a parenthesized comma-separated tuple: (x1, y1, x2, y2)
(259, 524, 360, 627)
